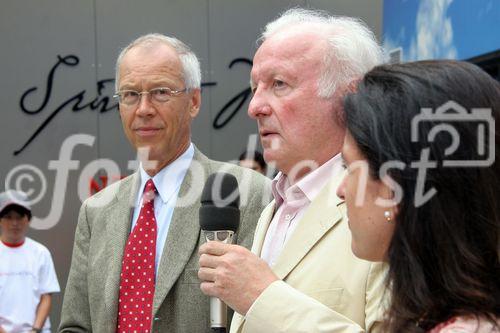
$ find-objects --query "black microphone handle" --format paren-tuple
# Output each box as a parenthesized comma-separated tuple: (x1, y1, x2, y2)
(211, 328, 226, 333)
(200, 172, 240, 332)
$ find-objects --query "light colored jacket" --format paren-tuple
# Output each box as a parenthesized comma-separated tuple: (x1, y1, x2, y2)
(231, 173, 388, 333)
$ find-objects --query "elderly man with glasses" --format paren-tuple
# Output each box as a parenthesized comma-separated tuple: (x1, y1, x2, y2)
(59, 33, 270, 333)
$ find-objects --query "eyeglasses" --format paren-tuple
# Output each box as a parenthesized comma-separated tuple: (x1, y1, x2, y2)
(113, 87, 189, 106)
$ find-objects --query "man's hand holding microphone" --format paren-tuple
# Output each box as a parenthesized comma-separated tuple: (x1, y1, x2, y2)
(198, 172, 278, 332)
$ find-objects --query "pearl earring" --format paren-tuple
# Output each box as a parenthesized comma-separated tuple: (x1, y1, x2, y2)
(384, 211, 392, 223)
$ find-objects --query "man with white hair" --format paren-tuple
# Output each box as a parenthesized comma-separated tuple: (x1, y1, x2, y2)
(199, 9, 387, 332)
(59, 33, 269, 333)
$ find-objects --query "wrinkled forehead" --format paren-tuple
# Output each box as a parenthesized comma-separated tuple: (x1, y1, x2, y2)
(120, 42, 183, 72)
(252, 29, 327, 77)
(118, 42, 184, 87)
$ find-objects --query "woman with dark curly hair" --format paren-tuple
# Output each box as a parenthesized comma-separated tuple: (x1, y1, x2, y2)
(337, 60, 500, 332)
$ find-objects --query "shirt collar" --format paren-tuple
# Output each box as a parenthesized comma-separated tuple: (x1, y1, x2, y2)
(138, 143, 194, 204)
(271, 153, 344, 207)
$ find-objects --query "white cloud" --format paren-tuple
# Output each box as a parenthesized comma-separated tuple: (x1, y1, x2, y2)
(408, 0, 458, 60)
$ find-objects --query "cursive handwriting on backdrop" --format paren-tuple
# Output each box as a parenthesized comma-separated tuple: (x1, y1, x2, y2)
(14, 54, 252, 156)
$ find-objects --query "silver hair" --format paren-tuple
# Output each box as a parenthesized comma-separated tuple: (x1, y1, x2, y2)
(260, 8, 384, 98)
(114, 33, 201, 92)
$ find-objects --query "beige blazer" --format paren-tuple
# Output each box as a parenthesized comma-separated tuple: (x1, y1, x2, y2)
(231, 173, 388, 333)
(59, 148, 271, 333)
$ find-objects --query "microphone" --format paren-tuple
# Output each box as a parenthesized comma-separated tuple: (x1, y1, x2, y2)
(199, 173, 240, 333)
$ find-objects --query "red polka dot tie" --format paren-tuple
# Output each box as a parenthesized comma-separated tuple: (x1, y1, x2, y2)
(117, 179, 157, 333)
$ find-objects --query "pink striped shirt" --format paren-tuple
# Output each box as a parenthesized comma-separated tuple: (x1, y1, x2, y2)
(260, 154, 343, 266)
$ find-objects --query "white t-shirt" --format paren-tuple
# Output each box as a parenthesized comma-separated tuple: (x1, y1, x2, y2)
(0, 237, 60, 333)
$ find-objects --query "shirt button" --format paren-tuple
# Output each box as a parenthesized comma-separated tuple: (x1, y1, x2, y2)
(285, 214, 291, 220)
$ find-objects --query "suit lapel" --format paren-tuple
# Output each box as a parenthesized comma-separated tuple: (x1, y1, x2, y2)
(233, 204, 277, 333)
(103, 172, 140, 328)
(271, 174, 345, 280)
(152, 148, 209, 313)
(250, 202, 276, 256)
(234, 173, 346, 333)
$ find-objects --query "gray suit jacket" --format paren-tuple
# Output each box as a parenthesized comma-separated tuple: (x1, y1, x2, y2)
(59, 148, 271, 333)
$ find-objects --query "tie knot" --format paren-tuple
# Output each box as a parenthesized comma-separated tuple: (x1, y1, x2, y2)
(143, 179, 157, 202)
(144, 179, 156, 191)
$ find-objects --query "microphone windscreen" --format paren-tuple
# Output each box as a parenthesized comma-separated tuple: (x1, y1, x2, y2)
(201, 172, 240, 208)
(200, 173, 240, 232)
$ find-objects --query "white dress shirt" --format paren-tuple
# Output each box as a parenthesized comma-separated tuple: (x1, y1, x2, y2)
(131, 143, 194, 275)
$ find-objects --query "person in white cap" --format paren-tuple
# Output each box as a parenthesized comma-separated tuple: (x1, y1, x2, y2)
(0, 190, 60, 333)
